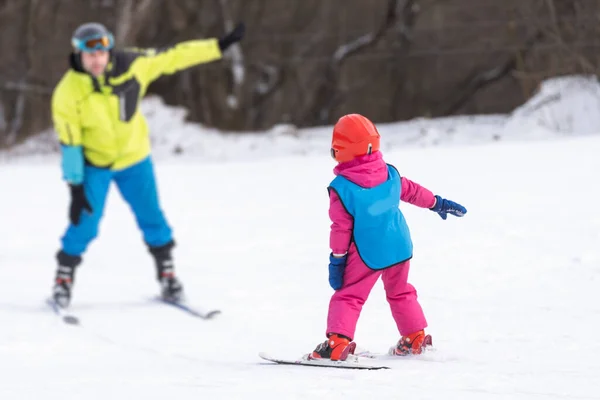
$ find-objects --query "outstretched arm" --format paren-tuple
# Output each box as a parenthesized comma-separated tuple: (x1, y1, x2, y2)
(400, 176, 467, 219)
(400, 177, 436, 208)
(137, 39, 223, 84)
(137, 23, 245, 84)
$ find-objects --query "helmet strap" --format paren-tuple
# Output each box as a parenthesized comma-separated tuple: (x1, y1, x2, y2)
(69, 52, 85, 73)
(367, 143, 372, 155)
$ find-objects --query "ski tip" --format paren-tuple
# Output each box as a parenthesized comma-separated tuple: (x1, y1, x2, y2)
(45, 297, 57, 308)
(62, 315, 80, 325)
(258, 352, 283, 364)
(46, 297, 80, 326)
(203, 310, 222, 319)
(153, 296, 222, 320)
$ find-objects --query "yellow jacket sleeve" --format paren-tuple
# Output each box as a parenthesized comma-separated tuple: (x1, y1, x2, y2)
(137, 39, 223, 85)
(51, 83, 82, 146)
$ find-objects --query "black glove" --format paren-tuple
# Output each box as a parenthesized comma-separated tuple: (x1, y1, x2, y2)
(69, 184, 92, 226)
(218, 22, 245, 51)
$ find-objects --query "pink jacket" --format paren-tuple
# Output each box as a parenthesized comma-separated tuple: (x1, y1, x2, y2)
(329, 151, 436, 255)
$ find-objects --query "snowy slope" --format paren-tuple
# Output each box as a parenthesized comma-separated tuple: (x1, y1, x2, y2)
(1, 133, 600, 399)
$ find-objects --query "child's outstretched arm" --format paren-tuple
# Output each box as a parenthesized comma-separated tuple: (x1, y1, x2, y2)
(401, 177, 467, 219)
(329, 190, 353, 256)
(400, 177, 436, 208)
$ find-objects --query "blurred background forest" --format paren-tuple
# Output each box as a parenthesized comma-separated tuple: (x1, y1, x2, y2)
(0, 0, 599, 147)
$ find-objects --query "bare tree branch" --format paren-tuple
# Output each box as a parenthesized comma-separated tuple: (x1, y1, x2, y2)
(6, 88, 25, 146)
(0, 81, 52, 94)
(249, 63, 284, 128)
(439, 31, 544, 116)
(0, 101, 6, 135)
(390, 0, 419, 119)
(116, 0, 157, 45)
(115, 0, 134, 44)
(217, 0, 245, 111)
(0, 1, 28, 18)
(301, 0, 401, 125)
(541, 0, 596, 73)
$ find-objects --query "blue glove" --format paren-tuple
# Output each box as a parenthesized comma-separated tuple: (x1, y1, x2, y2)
(328, 253, 347, 291)
(430, 195, 467, 220)
(61, 145, 84, 185)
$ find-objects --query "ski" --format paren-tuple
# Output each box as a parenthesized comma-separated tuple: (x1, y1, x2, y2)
(258, 352, 390, 370)
(356, 336, 433, 359)
(153, 297, 221, 320)
(354, 351, 403, 361)
(355, 346, 435, 360)
(46, 298, 80, 325)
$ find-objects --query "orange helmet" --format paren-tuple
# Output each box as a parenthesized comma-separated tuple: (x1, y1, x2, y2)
(331, 114, 381, 163)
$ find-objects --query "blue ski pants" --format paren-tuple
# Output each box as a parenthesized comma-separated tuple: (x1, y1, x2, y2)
(61, 156, 173, 256)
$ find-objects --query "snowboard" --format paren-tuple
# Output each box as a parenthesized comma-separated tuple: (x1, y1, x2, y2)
(258, 352, 390, 370)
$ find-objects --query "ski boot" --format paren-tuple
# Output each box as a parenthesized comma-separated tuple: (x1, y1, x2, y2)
(149, 241, 184, 302)
(309, 334, 357, 361)
(390, 330, 432, 356)
(52, 251, 82, 308)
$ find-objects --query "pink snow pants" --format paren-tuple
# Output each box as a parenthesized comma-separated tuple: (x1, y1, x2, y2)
(326, 243, 427, 340)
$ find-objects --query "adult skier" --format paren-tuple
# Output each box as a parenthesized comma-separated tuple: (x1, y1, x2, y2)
(50, 21, 245, 308)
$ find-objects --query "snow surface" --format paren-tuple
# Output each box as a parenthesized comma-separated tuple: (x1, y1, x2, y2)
(2, 136, 600, 399)
(1, 75, 600, 399)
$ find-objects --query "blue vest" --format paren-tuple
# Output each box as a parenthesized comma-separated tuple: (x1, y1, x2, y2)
(328, 164, 413, 270)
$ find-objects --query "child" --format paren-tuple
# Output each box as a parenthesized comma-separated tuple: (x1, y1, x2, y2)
(309, 113, 467, 361)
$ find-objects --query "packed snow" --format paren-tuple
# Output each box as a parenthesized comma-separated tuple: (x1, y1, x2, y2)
(1, 75, 599, 399)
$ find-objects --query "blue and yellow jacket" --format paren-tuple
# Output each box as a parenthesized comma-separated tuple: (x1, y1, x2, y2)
(52, 39, 222, 182)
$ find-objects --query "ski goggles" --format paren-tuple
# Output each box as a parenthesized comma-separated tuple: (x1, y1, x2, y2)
(330, 148, 337, 160)
(72, 34, 114, 53)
